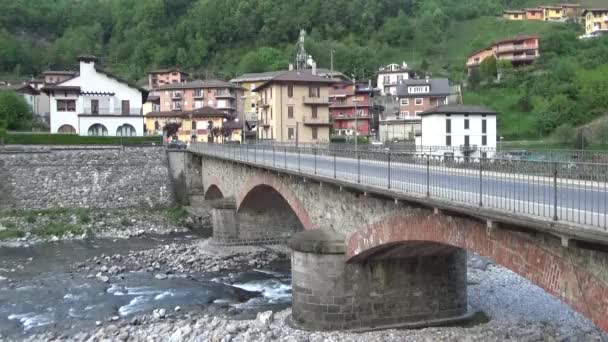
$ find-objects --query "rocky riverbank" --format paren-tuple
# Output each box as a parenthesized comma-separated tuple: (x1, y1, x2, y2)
(7, 248, 605, 342)
(0, 207, 190, 247)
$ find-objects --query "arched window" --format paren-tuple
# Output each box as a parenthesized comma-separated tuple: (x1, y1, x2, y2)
(57, 124, 76, 134)
(88, 123, 108, 136)
(154, 121, 160, 130)
(116, 124, 136, 136)
(192, 120, 197, 130)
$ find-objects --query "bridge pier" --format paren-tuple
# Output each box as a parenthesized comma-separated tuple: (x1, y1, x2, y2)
(289, 229, 473, 332)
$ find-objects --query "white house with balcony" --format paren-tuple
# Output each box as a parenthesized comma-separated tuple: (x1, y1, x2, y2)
(376, 62, 410, 96)
(43, 56, 148, 136)
(419, 105, 497, 158)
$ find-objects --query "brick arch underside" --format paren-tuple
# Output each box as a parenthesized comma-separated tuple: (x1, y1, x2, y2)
(204, 175, 225, 200)
(345, 212, 608, 332)
(235, 172, 315, 231)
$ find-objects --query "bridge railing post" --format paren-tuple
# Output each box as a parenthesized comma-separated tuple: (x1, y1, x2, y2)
(426, 155, 430, 197)
(387, 151, 391, 189)
(553, 162, 558, 221)
(479, 156, 483, 207)
(357, 151, 361, 184)
(284, 146, 287, 169)
(298, 148, 301, 172)
(314, 148, 317, 175)
(273, 146, 276, 167)
(333, 151, 337, 179)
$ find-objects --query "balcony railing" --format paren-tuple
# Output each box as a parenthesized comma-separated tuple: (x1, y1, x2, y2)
(193, 92, 204, 99)
(333, 113, 370, 120)
(83, 106, 142, 115)
(216, 92, 235, 99)
(330, 100, 372, 108)
(303, 116, 331, 126)
(496, 44, 538, 53)
(172, 92, 182, 99)
(303, 96, 330, 105)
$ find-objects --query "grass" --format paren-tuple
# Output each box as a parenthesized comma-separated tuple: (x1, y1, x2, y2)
(0, 132, 163, 145)
(0, 229, 25, 240)
(120, 217, 133, 227)
(33, 223, 82, 237)
(165, 205, 189, 224)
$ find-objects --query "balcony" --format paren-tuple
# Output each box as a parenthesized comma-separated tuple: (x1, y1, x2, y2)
(330, 100, 372, 108)
(303, 116, 331, 126)
(333, 113, 370, 120)
(215, 91, 235, 99)
(216, 102, 236, 110)
(496, 44, 538, 54)
(193, 92, 204, 99)
(302, 96, 330, 105)
(171, 104, 183, 111)
(83, 106, 142, 115)
(172, 92, 182, 99)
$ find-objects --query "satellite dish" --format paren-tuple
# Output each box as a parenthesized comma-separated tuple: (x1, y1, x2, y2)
(307, 57, 315, 67)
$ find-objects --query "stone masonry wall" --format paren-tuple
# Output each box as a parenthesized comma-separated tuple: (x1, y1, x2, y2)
(0, 147, 174, 209)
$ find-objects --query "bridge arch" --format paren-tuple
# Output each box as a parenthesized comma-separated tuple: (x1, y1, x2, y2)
(236, 172, 314, 230)
(345, 211, 608, 331)
(204, 175, 226, 200)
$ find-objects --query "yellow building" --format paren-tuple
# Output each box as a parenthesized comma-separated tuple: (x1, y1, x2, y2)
(144, 106, 242, 143)
(541, 5, 565, 21)
(252, 70, 335, 143)
(230, 69, 348, 124)
(503, 10, 526, 20)
(142, 95, 160, 116)
(583, 8, 608, 35)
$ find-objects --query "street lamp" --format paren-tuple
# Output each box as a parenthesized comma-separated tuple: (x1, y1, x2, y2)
(352, 74, 358, 153)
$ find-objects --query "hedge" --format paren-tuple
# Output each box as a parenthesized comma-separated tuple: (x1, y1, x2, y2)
(0, 132, 163, 145)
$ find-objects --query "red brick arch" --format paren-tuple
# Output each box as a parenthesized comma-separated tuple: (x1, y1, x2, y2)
(345, 212, 608, 332)
(204, 175, 226, 199)
(236, 171, 315, 230)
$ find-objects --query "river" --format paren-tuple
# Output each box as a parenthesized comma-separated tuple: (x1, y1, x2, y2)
(0, 234, 291, 339)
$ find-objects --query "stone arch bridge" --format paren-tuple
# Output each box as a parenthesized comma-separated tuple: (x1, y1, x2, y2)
(175, 149, 608, 332)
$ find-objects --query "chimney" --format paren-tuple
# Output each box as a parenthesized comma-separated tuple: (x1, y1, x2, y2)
(311, 61, 317, 75)
(425, 75, 430, 83)
(77, 55, 97, 75)
(289, 63, 294, 71)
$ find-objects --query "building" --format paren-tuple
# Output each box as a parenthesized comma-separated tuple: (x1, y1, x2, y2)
(419, 105, 497, 158)
(155, 80, 244, 120)
(561, 4, 582, 21)
(329, 82, 375, 137)
(252, 70, 335, 143)
(467, 35, 540, 73)
(540, 5, 565, 21)
(379, 78, 450, 142)
(43, 71, 77, 84)
(143, 95, 160, 115)
(582, 8, 608, 35)
(0, 84, 40, 114)
(144, 106, 241, 143)
(525, 8, 545, 20)
(43, 55, 148, 136)
(503, 10, 526, 20)
(148, 68, 189, 90)
(230, 68, 348, 125)
(377, 63, 410, 96)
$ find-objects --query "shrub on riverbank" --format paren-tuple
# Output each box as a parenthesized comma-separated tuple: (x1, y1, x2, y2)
(34, 223, 83, 237)
(0, 229, 25, 240)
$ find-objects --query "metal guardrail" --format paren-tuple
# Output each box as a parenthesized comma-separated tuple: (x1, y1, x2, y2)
(190, 143, 608, 231)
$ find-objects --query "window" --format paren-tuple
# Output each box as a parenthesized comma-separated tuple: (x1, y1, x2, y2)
(482, 119, 487, 133)
(415, 98, 423, 105)
(287, 84, 293, 98)
(90, 99, 99, 115)
(446, 135, 451, 146)
(270, 107, 272, 120)
(88, 124, 108, 136)
(288, 106, 294, 119)
(194, 89, 203, 98)
(400, 98, 409, 106)
(57, 124, 76, 134)
(311, 106, 318, 118)
(446, 119, 451, 133)
(464, 119, 469, 129)
(482, 135, 487, 146)
(121, 100, 130, 115)
(288, 127, 295, 140)
(481, 152, 488, 159)
(408, 86, 430, 94)
(57, 99, 76, 112)
(192, 121, 197, 130)
(400, 111, 409, 117)
(309, 86, 320, 98)
(116, 124, 136, 137)
(383, 76, 389, 84)
(311, 127, 318, 140)
(464, 135, 470, 146)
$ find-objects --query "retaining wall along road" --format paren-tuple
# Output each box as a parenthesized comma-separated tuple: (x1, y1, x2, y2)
(0, 146, 174, 209)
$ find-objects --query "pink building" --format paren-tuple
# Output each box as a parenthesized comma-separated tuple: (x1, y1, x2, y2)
(156, 79, 244, 118)
(43, 71, 77, 84)
(329, 82, 375, 136)
(148, 68, 189, 89)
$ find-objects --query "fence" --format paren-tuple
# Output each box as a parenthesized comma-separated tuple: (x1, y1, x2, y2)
(190, 143, 608, 231)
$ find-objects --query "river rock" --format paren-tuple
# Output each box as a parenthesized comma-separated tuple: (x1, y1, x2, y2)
(155, 273, 168, 280)
(256, 311, 274, 326)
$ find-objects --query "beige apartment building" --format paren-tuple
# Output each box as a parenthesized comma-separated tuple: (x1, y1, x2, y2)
(252, 71, 335, 143)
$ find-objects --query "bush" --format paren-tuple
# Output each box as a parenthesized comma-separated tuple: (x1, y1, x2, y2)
(120, 217, 133, 227)
(3, 133, 163, 145)
(166, 206, 189, 224)
(78, 213, 91, 224)
(25, 214, 36, 224)
(553, 124, 575, 145)
(34, 223, 82, 237)
(0, 229, 25, 240)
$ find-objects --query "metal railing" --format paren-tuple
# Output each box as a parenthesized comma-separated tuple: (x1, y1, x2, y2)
(190, 143, 608, 231)
(83, 106, 142, 115)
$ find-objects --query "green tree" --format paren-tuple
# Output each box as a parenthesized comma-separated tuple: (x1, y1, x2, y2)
(553, 123, 575, 145)
(0, 91, 32, 130)
(480, 56, 497, 80)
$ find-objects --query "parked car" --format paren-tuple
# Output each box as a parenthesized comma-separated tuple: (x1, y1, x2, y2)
(168, 141, 187, 150)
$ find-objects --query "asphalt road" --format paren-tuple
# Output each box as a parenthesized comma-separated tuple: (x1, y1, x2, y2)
(192, 145, 608, 229)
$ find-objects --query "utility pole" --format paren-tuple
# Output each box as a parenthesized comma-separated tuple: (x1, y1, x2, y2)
(330, 50, 335, 80)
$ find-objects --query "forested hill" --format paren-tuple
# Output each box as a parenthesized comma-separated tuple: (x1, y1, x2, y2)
(1, 0, 535, 80)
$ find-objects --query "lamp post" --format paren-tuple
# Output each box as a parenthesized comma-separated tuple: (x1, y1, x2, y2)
(352, 75, 358, 153)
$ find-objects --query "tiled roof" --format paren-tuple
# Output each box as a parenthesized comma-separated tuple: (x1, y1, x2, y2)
(252, 70, 338, 92)
(43, 70, 77, 75)
(0, 84, 39, 95)
(494, 34, 540, 45)
(148, 68, 189, 75)
(145, 106, 229, 118)
(504, 10, 525, 14)
(396, 78, 450, 97)
(419, 105, 497, 116)
(230, 68, 347, 83)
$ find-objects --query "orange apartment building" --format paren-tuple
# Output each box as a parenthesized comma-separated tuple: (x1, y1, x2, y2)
(148, 68, 189, 90)
(525, 8, 545, 20)
(467, 35, 540, 73)
(156, 80, 244, 119)
(503, 10, 526, 20)
(43, 71, 77, 84)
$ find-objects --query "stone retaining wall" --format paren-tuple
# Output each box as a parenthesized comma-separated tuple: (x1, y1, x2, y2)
(0, 146, 174, 209)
